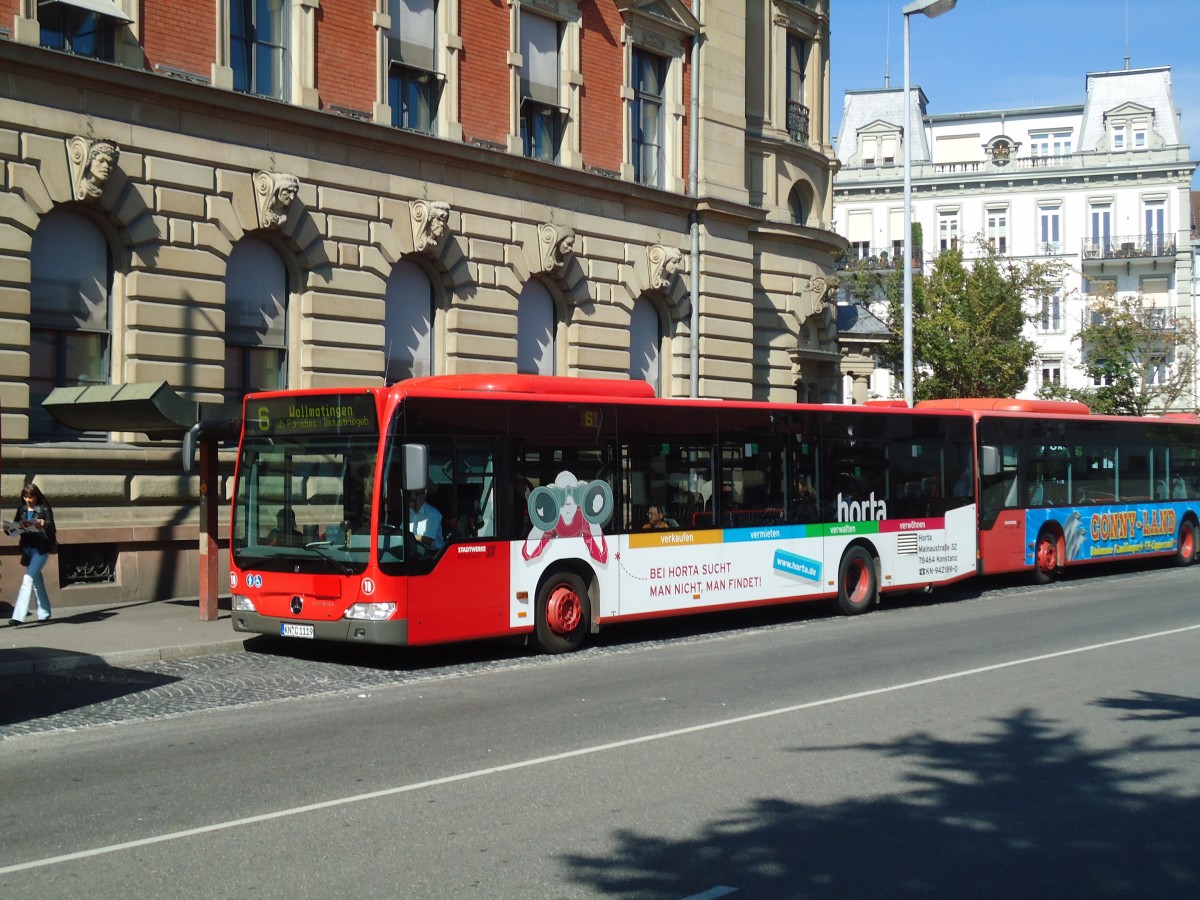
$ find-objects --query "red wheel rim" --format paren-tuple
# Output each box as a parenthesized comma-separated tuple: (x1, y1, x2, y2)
(545, 584, 582, 636)
(1182, 527, 1195, 560)
(1037, 537, 1057, 574)
(844, 559, 870, 603)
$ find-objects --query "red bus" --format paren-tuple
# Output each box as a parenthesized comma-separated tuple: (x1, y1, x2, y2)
(227, 377, 1198, 652)
(919, 397, 1200, 582)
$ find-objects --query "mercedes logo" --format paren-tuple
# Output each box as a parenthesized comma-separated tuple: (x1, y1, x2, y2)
(290, 596, 303, 615)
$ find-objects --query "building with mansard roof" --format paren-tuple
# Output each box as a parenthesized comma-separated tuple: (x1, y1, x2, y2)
(0, 1, 842, 607)
(833, 65, 1197, 405)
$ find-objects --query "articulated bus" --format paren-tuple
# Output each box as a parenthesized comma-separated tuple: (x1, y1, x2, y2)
(228, 377, 1199, 653)
(920, 397, 1200, 582)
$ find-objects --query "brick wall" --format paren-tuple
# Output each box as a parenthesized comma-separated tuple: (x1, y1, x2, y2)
(315, 0, 375, 114)
(459, 0, 511, 145)
(142, 0, 214, 81)
(579, 2, 624, 172)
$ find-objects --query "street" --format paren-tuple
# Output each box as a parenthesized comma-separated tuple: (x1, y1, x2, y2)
(1, 565, 1198, 898)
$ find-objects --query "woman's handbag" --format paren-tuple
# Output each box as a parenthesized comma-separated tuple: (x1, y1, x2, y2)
(19, 551, 32, 567)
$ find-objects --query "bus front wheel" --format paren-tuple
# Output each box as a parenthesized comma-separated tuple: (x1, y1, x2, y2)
(837, 546, 878, 615)
(534, 572, 590, 654)
(1175, 521, 1197, 566)
(1034, 530, 1059, 584)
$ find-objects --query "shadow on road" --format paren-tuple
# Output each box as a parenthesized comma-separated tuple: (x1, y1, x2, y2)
(0, 662, 180, 729)
(561, 696, 1200, 898)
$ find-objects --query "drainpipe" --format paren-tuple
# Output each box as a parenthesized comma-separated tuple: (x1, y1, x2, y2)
(689, 0, 701, 398)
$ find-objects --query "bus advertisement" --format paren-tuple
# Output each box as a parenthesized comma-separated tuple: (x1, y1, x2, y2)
(228, 378, 1198, 653)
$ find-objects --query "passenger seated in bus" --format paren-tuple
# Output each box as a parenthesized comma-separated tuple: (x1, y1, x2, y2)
(1172, 476, 1188, 499)
(642, 504, 677, 530)
(407, 488, 444, 553)
(267, 509, 304, 547)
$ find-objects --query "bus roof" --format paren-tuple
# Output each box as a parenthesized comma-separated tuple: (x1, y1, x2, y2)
(916, 398, 1092, 416)
(394, 374, 658, 400)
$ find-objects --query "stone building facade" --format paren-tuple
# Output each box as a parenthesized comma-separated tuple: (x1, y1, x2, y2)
(0, 0, 843, 608)
(833, 66, 1198, 405)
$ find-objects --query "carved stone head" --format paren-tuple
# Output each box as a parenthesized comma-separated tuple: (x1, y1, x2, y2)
(255, 171, 301, 230)
(648, 244, 684, 291)
(70, 137, 120, 201)
(412, 200, 451, 252)
(538, 223, 576, 273)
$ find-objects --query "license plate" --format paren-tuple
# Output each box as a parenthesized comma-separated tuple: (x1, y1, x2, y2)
(280, 623, 314, 639)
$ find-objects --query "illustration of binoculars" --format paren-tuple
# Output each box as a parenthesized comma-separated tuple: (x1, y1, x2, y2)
(528, 479, 614, 532)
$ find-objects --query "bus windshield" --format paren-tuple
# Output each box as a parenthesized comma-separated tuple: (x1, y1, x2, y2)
(233, 394, 380, 574)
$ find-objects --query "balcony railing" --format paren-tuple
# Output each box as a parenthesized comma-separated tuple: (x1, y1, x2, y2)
(787, 100, 810, 144)
(1081, 235, 1177, 261)
(835, 246, 923, 272)
(1082, 305, 1178, 331)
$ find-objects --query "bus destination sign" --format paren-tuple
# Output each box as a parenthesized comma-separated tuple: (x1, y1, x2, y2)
(248, 394, 378, 437)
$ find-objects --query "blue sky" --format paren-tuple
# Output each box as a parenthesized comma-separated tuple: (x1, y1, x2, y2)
(829, 0, 1200, 188)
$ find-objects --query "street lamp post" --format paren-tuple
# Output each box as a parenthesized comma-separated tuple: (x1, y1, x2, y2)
(902, 0, 956, 406)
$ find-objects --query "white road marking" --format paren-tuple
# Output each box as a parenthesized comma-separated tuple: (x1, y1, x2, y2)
(2, 623, 1197, 876)
(681, 887, 737, 900)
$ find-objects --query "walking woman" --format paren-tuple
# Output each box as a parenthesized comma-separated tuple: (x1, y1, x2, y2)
(8, 483, 56, 625)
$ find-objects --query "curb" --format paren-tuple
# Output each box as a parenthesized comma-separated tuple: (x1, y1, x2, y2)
(0, 637, 252, 677)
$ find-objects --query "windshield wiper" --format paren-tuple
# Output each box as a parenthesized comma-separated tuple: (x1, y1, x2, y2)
(304, 541, 356, 575)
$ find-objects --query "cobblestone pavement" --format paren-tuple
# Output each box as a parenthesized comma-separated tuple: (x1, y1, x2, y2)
(0, 570, 1123, 741)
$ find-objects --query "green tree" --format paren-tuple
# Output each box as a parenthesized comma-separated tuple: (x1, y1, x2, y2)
(862, 238, 1064, 400)
(1039, 285, 1198, 415)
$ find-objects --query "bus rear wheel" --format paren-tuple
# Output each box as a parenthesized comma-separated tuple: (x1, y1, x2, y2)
(1034, 530, 1059, 584)
(1175, 521, 1197, 566)
(534, 572, 590, 654)
(837, 546, 877, 615)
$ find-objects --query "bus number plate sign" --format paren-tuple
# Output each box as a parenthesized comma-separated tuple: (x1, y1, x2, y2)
(281, 623, 315, 639)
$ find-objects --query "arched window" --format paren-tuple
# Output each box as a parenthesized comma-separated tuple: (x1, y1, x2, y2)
(29, 209, 111, 438)
(517, 279, 555, 375)
(628, 296, 662, 395)
(788, 181, 814, 226)
(384, 259, 435, 382)
(224, 236, 288, 401)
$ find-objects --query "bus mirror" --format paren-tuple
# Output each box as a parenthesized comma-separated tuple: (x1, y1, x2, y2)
(403, 443, 428, 491)
(980, 446, 1000, 477)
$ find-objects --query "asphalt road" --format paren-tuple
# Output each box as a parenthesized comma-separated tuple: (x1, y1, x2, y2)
(1, 566, 1198, 899)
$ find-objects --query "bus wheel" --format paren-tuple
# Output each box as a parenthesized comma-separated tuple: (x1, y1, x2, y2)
(1175, 521, 1197, 566)
(1034, 530, 1059, 584)
(837, 546, 877, 615)
(534, 572, 590, 654)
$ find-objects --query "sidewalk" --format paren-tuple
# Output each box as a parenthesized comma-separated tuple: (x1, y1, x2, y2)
(0, 598, 250, 675)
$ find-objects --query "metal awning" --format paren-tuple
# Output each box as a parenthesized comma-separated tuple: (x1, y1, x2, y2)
(43, 382, 239, 438)
(42, 0, 134, 24)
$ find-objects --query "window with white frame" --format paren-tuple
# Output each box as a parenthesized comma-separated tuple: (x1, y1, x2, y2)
(1040, 358, 1062, 386)
(938, 210, 959, 252)
(1039, 293, 1063, 333)
(1038, 203, 1062, 254)
(387, 0, 442, 133)
(1088, 202, 1112, 255)
(1145, 356, 1169, 386)
(1132, 120, 1147, 149)
(1029, 131, 1072, 157)
(1144, 200, 1165, 253)
(520, 10, 565, 162)
(986, 209, 1008, 254)
(231, 0, 290, 100)
(1111, 124, 1126, 150)
(631, 48, 667, 187)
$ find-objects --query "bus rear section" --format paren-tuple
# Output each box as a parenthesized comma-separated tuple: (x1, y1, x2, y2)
(968, 405, 1200, 581)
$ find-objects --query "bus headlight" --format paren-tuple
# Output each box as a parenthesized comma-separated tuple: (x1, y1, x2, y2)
(232, 595, 256, 612)
(345, 602, 397, 621)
